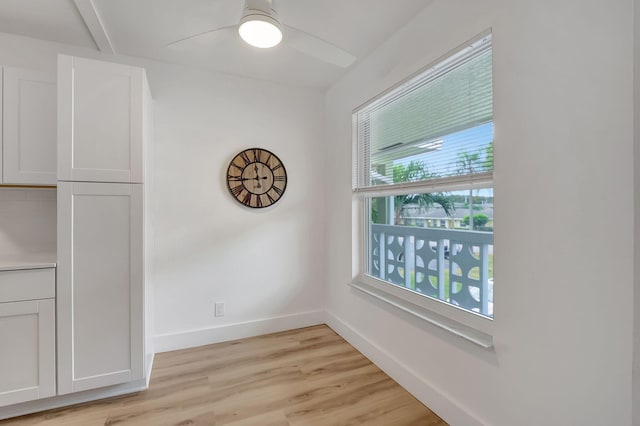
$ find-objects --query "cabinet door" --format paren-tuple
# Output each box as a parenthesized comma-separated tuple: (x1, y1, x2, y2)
(58, 55, 145, 183)
(57, 182, 143, 394)
(3, 67, 57, 185)
(0, 299, 56, 407)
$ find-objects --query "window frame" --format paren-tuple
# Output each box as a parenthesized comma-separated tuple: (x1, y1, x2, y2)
(350, 30, 495, 345)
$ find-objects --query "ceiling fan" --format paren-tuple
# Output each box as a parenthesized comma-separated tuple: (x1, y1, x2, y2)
(167, 0, 356, 68)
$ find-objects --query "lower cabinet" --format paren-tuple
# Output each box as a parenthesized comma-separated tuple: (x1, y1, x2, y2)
(0, 182, 147, 411)
(0, 269, 56, 408)
(57, 181, 144, 394)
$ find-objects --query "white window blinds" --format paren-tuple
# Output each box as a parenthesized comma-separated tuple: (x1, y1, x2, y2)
(354, 33, 493, 196)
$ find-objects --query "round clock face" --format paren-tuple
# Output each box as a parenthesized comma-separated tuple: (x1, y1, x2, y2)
(226, 148, 287, 208)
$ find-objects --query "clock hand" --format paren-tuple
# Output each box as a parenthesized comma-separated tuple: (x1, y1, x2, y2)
(251, 164, 270, 188)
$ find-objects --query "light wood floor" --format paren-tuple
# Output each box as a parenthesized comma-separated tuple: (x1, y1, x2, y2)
(4, 325, 446, 425)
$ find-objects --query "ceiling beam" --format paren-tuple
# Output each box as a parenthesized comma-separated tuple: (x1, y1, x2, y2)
(73, 0, 115, 54)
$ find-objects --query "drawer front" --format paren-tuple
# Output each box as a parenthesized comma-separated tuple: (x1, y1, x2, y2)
(0, 268, 55, 303)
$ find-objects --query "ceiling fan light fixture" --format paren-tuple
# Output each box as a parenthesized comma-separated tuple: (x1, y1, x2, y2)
(238, 12, 282, 49)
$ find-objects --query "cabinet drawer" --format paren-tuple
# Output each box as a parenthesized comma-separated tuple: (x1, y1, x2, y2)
(0, 268, 55, 303)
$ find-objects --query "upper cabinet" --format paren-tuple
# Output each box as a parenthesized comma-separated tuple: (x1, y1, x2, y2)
(2, 67, 57, 186)
(57, 55, 151, 183)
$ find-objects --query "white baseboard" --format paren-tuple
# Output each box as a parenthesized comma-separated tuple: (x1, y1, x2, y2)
(0, 377, 148, 421)
(145, 352, 155, 388)
(154, 310, 326, 353)
(325, 310, 484, 426)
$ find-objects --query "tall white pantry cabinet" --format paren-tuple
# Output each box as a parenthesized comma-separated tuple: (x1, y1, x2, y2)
(56, 55, 153, 395)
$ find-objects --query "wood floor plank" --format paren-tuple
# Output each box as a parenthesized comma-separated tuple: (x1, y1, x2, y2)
(223, 409, 289, 426)
(3, 325, 447, 426)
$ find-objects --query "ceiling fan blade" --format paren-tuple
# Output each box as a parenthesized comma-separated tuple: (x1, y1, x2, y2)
(167, 25, 237, 48)
(283, 25, 356, 68)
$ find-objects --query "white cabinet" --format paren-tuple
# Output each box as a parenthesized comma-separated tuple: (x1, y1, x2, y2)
(57, 55, 149, 183)
(0, 268, 56, 407)
(57, 181, 144, 394)
(2, 67, 57, 185)
(55, 54, 152, 398)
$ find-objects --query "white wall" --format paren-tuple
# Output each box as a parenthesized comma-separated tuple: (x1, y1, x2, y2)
(0, 32, 326, 348)
(634, 0, 640, 423)
(150, 58, 327, 345)
(0, 188, 56, 255)
(325, 1, 634, 425)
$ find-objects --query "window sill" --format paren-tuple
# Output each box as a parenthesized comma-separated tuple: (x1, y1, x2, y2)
(349, 281, 493, 349)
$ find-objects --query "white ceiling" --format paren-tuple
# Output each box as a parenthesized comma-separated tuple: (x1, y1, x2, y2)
(0, 0, 431, 89)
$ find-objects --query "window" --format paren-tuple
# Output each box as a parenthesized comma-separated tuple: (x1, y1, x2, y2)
(353, 33, 494, 326)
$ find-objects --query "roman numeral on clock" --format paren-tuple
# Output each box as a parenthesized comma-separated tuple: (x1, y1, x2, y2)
(242, 191, 252, 205)
(230, 184, 244, 197)
(266, 192, 276, 204)
(240, 151, 251, 166)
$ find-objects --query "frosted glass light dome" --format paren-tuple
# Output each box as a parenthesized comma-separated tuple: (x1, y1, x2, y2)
(238, 13, 282, 48)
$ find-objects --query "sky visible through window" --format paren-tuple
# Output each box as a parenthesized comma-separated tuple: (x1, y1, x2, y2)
(393, 122, 494, 197)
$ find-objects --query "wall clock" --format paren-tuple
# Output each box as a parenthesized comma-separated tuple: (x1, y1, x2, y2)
(226, 148, 287, 209)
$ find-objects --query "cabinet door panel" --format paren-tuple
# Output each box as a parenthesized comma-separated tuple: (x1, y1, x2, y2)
(57, 182, 143, 394)
(58, 56, 144, 183)
(0, 299, 55, 407)
(3, 67, 56, 185)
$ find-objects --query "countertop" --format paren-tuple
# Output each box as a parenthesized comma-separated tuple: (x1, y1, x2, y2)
(0, 253, 56, 271)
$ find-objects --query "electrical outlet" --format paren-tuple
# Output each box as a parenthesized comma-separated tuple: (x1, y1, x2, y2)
(214, 302, 225, 317)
